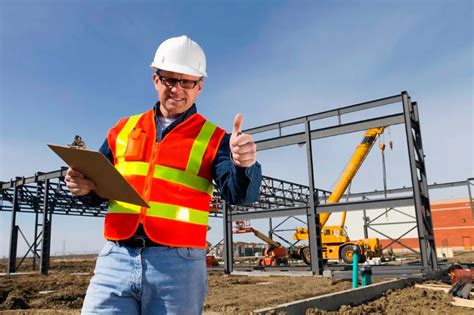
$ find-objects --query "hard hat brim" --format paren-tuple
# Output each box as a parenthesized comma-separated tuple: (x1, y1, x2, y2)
(150, 62, 207, 78)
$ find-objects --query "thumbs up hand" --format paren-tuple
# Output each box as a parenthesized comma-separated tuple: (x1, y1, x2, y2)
(229, 113, 257, 168)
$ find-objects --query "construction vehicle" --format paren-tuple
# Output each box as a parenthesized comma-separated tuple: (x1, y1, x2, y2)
(293, 127, 385, 264)
(234, 220, 288, 266)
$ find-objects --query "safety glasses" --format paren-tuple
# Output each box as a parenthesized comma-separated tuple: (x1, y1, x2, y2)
(158, 75, 200, 89)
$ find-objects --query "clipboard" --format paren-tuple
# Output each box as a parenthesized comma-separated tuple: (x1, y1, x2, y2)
(48, 144, 149, 208)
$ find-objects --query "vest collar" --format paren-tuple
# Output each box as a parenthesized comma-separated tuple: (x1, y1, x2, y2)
(153, 102, 198, 140)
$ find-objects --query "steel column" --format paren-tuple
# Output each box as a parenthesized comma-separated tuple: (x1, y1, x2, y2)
(402, 92, 437, 271)
(467, 178, 474, 218)
(7, 185, 19, 274)
(32, 182, 42, 270)
(223, 201, 233, 274)
(40, 179, 51, 275)
(304, 120, 323, 275)
(362, 208, 369, 239)
(268, 218, 273, 239)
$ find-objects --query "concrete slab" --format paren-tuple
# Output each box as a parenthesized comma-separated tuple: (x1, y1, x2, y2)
(253, 278, 415, 314)
(231, 270, 316, 277)
(0, 271, 37, 276)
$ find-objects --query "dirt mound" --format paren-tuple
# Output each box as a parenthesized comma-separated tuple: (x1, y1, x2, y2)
(307, 285, 472, 315)
(205, 272, 351, 313)
(0, 271, 89, 311)
(3, 292, 30, 310)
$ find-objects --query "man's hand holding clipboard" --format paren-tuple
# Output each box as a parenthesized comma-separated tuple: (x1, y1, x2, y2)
(65, 168, 97, 196)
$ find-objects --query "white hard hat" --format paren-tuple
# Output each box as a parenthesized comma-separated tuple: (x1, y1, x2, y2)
(150, 35, 207, 77)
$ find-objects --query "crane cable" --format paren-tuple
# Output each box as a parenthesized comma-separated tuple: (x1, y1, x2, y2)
(379, 128, 391, 218)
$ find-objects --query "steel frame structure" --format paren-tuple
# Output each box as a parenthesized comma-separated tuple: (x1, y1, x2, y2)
(2, 171, 469, 275)
(0, 169, 107, 274)
(224, 91, 438, 275)
(0, 169, 322, 274)
(1, 91, 447, 277)
(268, 178, 474, 260)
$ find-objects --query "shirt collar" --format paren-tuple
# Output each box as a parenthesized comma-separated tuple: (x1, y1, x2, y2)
(153, 102, 197, 125)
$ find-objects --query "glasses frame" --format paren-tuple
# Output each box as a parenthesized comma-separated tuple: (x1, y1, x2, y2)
(156, 72, 201, 89)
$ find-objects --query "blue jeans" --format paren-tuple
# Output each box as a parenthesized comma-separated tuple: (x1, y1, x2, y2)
(81, 241, 207, 314)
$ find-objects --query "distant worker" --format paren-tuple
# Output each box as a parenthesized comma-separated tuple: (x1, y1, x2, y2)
(65, 35, 262, 314)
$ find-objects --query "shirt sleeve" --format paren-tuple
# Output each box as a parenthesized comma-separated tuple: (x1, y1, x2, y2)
(76, 139, 111, 206)
(211, 134, 262, 205)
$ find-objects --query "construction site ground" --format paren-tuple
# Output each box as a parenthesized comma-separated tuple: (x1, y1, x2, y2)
(1, 251, 474, 314)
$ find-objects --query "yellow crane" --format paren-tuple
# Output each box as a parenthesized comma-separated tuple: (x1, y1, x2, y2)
(293, 127, 385, 264)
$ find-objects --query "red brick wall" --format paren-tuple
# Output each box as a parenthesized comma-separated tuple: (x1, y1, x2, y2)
(380, 200, 474, 250)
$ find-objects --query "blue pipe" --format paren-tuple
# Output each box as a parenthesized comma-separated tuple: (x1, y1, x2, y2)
(352, 245, 359, 289)
(361, 265, 372, 286)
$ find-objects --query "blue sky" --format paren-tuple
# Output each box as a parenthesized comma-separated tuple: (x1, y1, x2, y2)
(1, 0, 472, 257)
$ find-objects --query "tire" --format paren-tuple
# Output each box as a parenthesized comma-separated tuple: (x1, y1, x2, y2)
(301, 246, 311, 265)
(341, 245, 366, 264)
(341, 245, 354, 264)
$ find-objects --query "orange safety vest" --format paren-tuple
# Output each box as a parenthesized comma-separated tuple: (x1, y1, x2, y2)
(104, 108, 226, 248)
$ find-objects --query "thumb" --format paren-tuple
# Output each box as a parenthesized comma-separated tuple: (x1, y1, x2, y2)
(232, 113, 243, 135)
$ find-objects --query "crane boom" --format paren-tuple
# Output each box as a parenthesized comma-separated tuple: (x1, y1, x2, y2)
(234, 222, 281, 248)
(319, 127, 385, 227)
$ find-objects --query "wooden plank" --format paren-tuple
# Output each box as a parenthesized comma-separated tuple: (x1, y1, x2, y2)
(415, 284, 474, 298)
(451, 297, 474, 308)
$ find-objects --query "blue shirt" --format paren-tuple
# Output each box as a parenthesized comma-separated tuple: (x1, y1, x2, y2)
(81, 103, 262, 207)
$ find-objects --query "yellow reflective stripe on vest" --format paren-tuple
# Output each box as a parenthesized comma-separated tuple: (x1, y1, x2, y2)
(116, 114, 142, 163)
(154, 165, 213, 194)
(115, 162, 214, 194)
(115, 161, 213, 194)
(108, 200, 141, 214)
(147, 202, 209, 226)
(186, 121, 217, 175)
(115, 161, 149, 176)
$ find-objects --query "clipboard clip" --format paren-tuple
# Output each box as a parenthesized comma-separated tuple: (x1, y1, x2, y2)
(67, 135, 87, 150)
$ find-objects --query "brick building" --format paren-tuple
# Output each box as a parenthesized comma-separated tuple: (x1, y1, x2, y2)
(380, 199, 474, 252)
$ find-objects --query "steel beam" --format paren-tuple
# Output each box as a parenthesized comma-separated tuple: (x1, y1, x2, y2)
(231, 196, 415, 220)
(232, 207, 307, 220)
(245, 94, 401, 135)
(345, 179, 472, 199)
(256, 113, 405, 151)
(317, 196, 414, 213)
(1, 169, 67, 190)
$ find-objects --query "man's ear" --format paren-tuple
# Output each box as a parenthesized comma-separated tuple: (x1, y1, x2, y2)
(196, 79, 204, 94)
(152, 73, 160, 90)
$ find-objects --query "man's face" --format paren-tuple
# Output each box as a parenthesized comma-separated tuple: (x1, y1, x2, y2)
(152, 70, 203, 118)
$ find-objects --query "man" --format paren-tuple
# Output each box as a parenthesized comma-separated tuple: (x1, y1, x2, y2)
(65, 35, 261, 314)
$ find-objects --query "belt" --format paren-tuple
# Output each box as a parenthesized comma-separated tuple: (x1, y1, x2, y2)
(112, 236, 167, 248)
